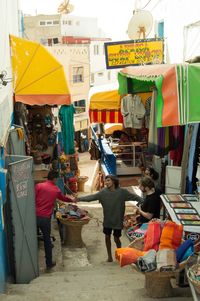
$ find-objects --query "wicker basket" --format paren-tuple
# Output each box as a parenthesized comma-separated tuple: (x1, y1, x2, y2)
(128, 236, 144, 250)
(187, 264, 200, 294)
(129, 236, 190, 298)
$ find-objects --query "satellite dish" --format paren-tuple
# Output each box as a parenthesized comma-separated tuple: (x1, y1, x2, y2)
(127, 10, 153, 40)
(58, 0, 74, 14)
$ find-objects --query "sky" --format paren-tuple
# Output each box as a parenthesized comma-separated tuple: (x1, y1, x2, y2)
(19, 0, 137, 41)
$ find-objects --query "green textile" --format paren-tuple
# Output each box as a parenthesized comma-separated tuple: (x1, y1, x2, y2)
(118, 63, 200, 127)
(155, 76, 164, 128)
(59, 105, 75, 155)
(188, 64, 200, 123)
(118, 73, 129, 95)
(118, 72, 155, 95)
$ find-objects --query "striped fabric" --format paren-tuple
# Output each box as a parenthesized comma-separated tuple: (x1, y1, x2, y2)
(89, 109, 123, 124)
(159, 221, 183, 250)
(143, 220, 162, 252)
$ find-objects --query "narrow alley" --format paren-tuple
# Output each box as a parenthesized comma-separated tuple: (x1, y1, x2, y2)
(0, 153, 193, 301)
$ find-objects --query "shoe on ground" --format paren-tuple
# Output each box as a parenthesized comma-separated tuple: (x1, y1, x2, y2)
(46, 261, 56, 270)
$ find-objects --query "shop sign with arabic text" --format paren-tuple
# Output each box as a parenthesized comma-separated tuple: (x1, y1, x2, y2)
(104, 38, 164, 69)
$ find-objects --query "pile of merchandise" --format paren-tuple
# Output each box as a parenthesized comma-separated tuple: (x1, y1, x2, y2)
(57, 203, 90, 221)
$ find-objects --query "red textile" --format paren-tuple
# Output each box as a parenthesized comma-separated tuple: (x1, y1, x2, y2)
(143, 221, 162, 251)
(35, 180, 72, 218)
(169, 126, 184, 166)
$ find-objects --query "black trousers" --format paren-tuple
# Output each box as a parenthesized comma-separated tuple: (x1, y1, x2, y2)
(37, 216, 52, 267)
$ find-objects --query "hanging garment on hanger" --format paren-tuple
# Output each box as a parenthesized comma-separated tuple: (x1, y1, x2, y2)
(121, 94, 145, 128)
(186, 123, 199, 193)
(148, 90, 158, 154)
(169, 126, 184, 166)
(59, 105, 75, 155)
(145, 96, 152, 129)
(180, 124, 194, 194)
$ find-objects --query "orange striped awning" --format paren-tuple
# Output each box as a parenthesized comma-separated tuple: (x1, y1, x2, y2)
(89, 109, 123, 124)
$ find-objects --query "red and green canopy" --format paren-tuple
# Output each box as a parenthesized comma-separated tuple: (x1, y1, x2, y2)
(118, 63, 200, 127)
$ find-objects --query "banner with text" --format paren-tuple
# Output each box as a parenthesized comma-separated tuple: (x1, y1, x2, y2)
(104, 38, 164, 69)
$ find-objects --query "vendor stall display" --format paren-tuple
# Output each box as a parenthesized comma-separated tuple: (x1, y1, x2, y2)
(187, 264, 200, 295)
(56, 203, 91, 248)
(27, 105, 57, 163)
(116, 219, 193, 298)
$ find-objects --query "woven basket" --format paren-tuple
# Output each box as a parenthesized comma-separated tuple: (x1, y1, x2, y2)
(187, 264, 200, 294)
(129, 237, 189, 272)
(128, 236, 144, 250)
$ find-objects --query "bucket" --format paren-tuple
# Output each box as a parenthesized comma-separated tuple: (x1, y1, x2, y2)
(68, 177, 78, 193)
(78, 176, 89, 192)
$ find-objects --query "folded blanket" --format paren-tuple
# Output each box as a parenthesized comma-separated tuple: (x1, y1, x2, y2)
(144, 221, 162, 251)
(156, 249, 177, 272)
(176, 239, 194, 263)
(137, 249, 157, 272)
(159, 221, 183, 250)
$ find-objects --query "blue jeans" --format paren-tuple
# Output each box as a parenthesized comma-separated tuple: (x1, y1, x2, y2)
(37, 216, 52, 267)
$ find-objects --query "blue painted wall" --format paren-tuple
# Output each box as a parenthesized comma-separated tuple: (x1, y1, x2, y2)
(0, 147, 7, 293)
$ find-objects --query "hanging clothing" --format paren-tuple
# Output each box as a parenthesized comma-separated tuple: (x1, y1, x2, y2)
(121, 94, 145, 128)
(169, 126, 184, 166)
(186, 123, 199, 193)
(180, 125, 194, 194)
(144, 96, 152, 129)
(148, 90, 158, 154)
(59, 105, 75, 155)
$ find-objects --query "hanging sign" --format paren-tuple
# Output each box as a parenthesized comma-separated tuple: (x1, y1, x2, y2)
(104, 38, 164, 69)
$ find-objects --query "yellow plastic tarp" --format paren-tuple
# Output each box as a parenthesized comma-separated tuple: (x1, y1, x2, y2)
(10, 35, 71, 105)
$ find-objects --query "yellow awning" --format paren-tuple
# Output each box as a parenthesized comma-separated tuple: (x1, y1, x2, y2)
(88, 84, 123, 123)
(90, 90, 121, 110)
(10, 35, 71, 105)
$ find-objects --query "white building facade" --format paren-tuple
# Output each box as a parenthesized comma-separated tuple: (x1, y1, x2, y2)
(0, 0, 20, 293)
(24, 14, 117, 87)
(90, 39, 118, 86)
(0, 0, 20, 147)
(138, 0, 200, 63)
(61, 14, 104, 38)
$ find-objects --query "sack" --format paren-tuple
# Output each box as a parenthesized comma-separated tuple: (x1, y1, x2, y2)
(89, 140, 101, 160)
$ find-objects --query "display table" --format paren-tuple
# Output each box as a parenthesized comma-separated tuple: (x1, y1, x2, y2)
(161, 195, 200, 233)
(110, 141, 144, 175)
(56, 212, 90, 248)
(161, 194, 200, 301)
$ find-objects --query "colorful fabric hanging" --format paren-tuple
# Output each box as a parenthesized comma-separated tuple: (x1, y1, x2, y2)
(59, 105, 75, 155)
(89, 109, 123, 123)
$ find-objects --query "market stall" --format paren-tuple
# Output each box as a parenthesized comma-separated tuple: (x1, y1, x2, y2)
(88, 84, 151, 177)
(56, 203, 91, 248)
(10, 35, 80, 186)
(116, 63, 200, 299)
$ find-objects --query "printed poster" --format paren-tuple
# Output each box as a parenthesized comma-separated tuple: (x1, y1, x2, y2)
(166, 194, 184, 202)
(174, 208, 197, 214)
(170, 202, 192, 208)
(104, 38, 164, 69)
(176, 214, 200, 221)
(181, 220, 200, 226)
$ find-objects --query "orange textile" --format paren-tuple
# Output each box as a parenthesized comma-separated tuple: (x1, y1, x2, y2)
(115, 248, 145, 267)
(162, 66, 179, 126)
(143, 221, 162, 252)
(159, 221, 183, 250)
